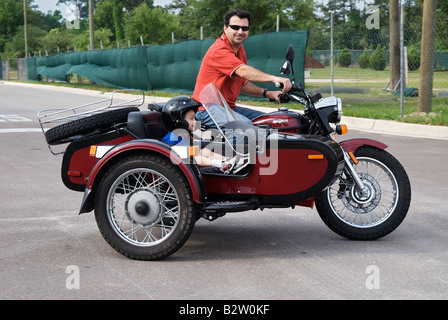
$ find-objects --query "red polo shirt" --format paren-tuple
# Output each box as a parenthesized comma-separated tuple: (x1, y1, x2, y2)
(193, 33, 248, 109)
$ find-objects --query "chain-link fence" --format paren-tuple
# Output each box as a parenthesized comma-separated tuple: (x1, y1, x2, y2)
(0, 58, 28, 81)
(305, 9, 448, 102)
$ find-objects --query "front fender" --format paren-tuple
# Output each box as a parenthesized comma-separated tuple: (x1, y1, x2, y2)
(79, 139, 202, 214)
(339, 138, 388, 154)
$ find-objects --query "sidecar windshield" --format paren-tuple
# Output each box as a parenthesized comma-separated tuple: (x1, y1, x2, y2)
(198, 83, 261, 158)
(198, 83, 238, 127)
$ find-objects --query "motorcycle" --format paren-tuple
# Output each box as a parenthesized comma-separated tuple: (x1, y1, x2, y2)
(38, 46, 411, 260)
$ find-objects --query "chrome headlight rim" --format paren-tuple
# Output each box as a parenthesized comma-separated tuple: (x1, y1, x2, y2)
(335, 98, 342, 124)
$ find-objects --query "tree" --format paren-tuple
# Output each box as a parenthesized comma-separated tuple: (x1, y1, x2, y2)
(0, 0, 24, 38)
(407, 47, 420, 71)
(95, 0, 152, 41)
(28, 9, 63, 32)
(113, 0, 124, 41)
(389, 0, 400, 89)
(190, 0, 231, 38)
(38, 28, 76, 54)
(169, 0, 317, 40)
(95, 0, 114, 38)
(370, 44, 387, 71)
(89, 0, 94, 49)
(4, 25, 46, 57)
(418, 0, 437, 113)
(359, 49, 370, 69)
(124, 4, 179, 45)
(283, 0, 316, 30)
(318, 0, 350, 27)
(435, 0, 448, 50)
(337, 48, 351, 67)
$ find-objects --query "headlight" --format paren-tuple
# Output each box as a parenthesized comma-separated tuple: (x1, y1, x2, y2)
(314, 97, 342, 124)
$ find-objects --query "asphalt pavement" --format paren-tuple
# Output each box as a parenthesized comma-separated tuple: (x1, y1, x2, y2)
(1, 81, 448, 301)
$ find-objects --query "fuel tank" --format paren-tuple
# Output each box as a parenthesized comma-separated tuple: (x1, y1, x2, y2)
(252, 109, 308, 134)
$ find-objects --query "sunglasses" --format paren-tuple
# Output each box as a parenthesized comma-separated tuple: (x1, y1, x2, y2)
(227, 25, 250, 31)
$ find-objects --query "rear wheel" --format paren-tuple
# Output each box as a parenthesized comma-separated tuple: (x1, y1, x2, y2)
(316, 146, 411, 240)
(94, 154, 196, 260)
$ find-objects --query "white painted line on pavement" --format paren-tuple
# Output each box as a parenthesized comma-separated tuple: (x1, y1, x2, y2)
(0, 128, 43, 133)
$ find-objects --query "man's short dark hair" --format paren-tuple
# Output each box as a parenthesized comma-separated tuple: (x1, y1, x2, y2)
(224, 9, 252, 26)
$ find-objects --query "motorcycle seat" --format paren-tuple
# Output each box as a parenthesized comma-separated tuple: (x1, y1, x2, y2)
(127, 111, 168, 140)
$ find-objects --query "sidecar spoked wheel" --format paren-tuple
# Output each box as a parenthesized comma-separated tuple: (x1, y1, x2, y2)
(94, 154, 196, 260)
(316, 146, 411, 240)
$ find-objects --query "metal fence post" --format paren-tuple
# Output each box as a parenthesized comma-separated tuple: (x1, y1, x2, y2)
(400, 1, 404, 117)
(330, 13, 334, 96)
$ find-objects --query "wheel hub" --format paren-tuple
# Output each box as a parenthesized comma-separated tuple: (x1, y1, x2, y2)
(344, 174, 382, 214)
(125, 190, 162, 226)
(351, 181, 374, 204)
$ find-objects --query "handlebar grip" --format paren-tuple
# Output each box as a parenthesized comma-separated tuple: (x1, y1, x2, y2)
(269, 93, 290, 103)
(275, 82, 284, 89)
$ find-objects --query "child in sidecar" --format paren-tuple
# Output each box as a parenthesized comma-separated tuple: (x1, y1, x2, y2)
(161, 96, 248, 173)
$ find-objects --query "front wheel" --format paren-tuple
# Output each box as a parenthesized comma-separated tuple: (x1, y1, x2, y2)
(316, 146, 411, 240)
(94, 154, 196, 260)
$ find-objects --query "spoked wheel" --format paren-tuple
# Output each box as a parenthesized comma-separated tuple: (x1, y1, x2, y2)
(316, 146, 411, 240)
(94, 154, 196, 260)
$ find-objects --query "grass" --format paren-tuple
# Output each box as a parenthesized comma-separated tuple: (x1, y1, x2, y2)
(10, 67, 448, 126)
(248, 66, 448, 126)
(306, 67, 448, 92)
(303, 66, 448, 126)
(241, 94, 448, 126)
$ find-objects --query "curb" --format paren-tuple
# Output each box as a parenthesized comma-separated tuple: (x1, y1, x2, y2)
(340, 116, 448, 140)
(245, 104, 448, 141)
(3, 81, 448, 140)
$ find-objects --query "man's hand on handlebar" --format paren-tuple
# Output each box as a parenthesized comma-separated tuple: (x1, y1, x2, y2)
(266, 77, 291, 103)
(273, 77, 292, 93)
(266, 90, 284, 103)
(267, 91, 290, 103)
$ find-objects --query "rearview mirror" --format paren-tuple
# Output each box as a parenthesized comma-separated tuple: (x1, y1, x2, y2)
(280, 45, 295, 82)
(286, 45, 295, 63)
(280, 61, 291, 75)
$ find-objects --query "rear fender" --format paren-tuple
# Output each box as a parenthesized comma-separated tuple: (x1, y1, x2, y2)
(339, 138, 387, 154)
(79, 139, 202, 214)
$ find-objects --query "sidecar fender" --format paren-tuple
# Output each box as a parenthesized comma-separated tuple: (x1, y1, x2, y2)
(339, 138, 388, 153)
(79, 139, 202, 214)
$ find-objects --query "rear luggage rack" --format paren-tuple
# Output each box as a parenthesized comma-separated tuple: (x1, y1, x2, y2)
(38, 90, 145, 154)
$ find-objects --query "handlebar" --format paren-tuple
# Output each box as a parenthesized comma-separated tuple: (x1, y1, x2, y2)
(275, 82, 283, 89)
(270, 82, 308, 103)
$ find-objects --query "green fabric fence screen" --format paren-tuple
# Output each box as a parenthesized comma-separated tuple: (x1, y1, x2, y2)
(26, 31, 308, 98)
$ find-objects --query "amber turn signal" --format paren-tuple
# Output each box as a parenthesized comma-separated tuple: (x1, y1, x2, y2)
(308, 154, 324, 160)
(336, 124, 348, 135)
(348, 151, 359, 165)
(189, 146, 199, 157)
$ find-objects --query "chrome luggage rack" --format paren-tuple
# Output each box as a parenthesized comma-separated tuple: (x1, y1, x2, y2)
(38, 89, 145, 154)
